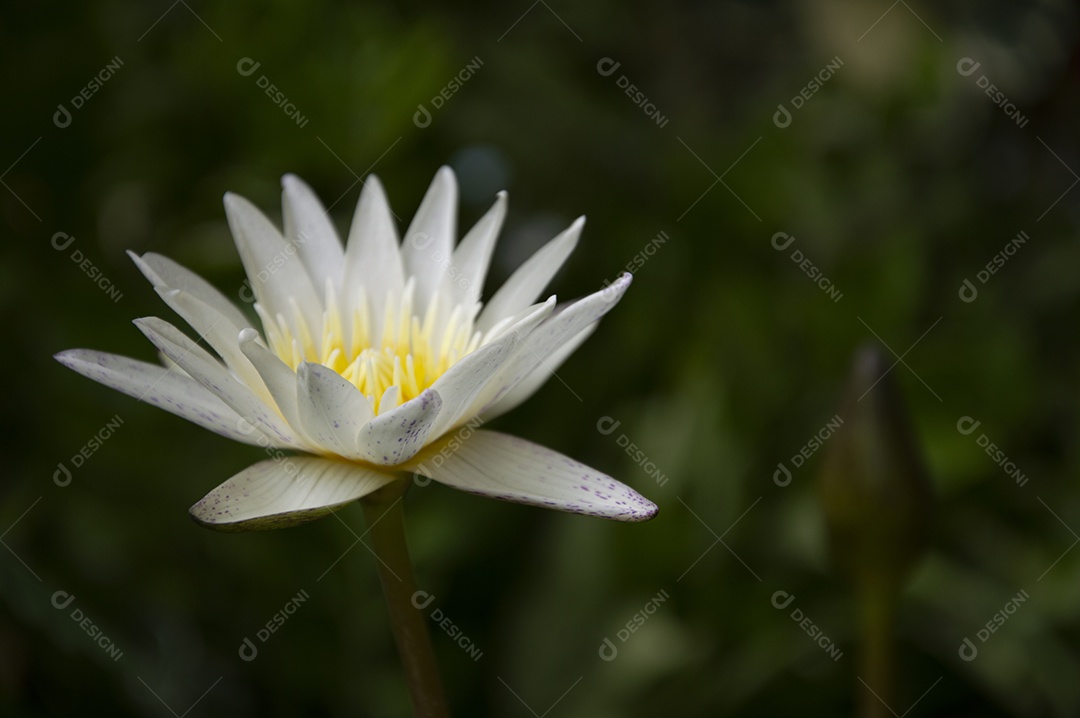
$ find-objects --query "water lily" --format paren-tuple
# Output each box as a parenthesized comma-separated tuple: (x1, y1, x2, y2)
(56, 167, 657, 530)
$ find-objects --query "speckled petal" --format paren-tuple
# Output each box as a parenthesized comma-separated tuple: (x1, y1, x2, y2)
(428, 297, 554, 437)
(134, 317, 303, 448)
(153, 287, 272, 405)
(407, 430, 657, 522)
(190, 457, 396, 531)
(128, 251, 251, 331)
(472, 272, 632, 418)
(296, 362, 374, 459)
(356, 388, 442, 466)
(54, 349, 262, 445)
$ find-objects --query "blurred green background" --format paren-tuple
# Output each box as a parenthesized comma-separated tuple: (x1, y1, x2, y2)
(4, 0, 1080, 715)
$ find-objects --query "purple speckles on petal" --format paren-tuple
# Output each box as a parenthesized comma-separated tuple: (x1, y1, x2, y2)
(357, 389, 442, 465)
(419, 429, 658, 522)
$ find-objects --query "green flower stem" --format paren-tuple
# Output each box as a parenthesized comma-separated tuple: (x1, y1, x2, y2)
(857, 580, 896, 718)
(360, 479, 449, 718)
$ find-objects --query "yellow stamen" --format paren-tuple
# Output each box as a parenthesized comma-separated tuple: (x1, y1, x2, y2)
(266, 282, 481, 414)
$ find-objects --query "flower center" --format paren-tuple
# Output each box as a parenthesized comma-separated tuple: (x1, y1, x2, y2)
(256, 280, 482, 413)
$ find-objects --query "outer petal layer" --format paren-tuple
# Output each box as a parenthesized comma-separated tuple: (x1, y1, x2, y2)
(471, 273, 632, 418)
(128, 251, 252, 331)
(481, 323, 598, 420)
(190, 457, 396, 531)
(134, 317, 302, 448)
(428, 297, 555, 436)
(54, 349, 262, 445)
(408, 430, 657, 521)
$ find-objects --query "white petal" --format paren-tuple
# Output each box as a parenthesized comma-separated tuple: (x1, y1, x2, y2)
(55, 349, 261, 445)
(481, 323, 598, 420)
(471, 273, 632, 416)
(238, 328, 306, 439)
(343, 176, 404, 338)
(357, 389, 442, 466)
(223, 192, 323, 336)
(477, 217, 582, 333)
(128, 251, 251, 331)
(378, 385, 401, 414)
(190, 457, 397, 531)
(134, 317, 303, 448)
(282, 174, 345, 293)
(296, 362, 374, 459)
(400, 166, 457, 314)
(408, 430, 657, 522)
(155, 288, 272, 405)
(446, 191, 507, 310)
(429, 297, 555, 436)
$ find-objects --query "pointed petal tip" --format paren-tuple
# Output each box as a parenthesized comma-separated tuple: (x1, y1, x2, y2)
(362, 174, 386, 193)
(426, 166, 459, 197)
(188, 458, 398, 532)
(54, 348, 78, 365)
(222, 191, 259, 216)
(188, 498, 327, 533)
(627, 496, 659, 522)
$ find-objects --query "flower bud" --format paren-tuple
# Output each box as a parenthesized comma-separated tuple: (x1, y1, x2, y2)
(818, 344, 934, 591)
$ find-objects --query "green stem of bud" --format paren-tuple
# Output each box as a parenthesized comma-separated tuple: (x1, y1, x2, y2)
(857, 580, 896, 718)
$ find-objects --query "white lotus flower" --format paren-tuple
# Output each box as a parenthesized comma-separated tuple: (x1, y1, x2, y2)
(56, 168, 657, 530)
